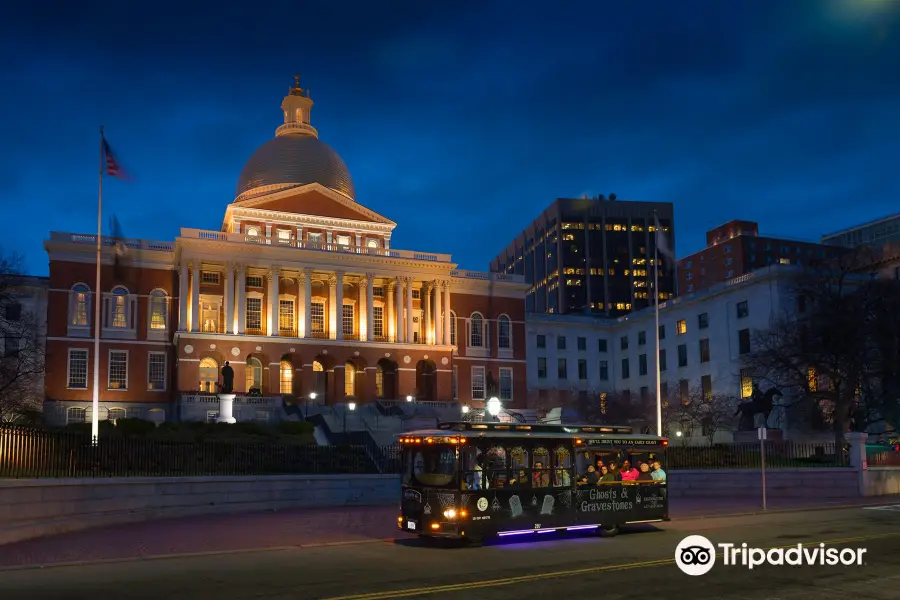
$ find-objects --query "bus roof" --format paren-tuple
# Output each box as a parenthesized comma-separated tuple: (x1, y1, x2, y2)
(396, 421, 667, 443)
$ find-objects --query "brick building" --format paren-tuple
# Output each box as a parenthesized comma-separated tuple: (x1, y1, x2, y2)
(677, 220, 843, 294)
(42, 78, 528, 426)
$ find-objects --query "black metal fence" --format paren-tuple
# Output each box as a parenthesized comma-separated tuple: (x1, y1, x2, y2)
(666, 441, 850, 470)
(0, 425, 380, 478)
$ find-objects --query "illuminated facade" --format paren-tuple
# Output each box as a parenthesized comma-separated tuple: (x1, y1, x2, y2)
(42, 78, 529, 426)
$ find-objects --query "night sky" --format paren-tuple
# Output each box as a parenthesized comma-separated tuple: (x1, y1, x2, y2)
(2, 0, 899, 276)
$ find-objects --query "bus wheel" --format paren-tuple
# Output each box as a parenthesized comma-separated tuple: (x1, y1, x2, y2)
(599, 524, 620, 537)
(464, 535, 485, 547)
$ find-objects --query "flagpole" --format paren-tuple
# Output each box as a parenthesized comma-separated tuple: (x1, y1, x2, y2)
(653, 211, 663, 438)
(92, 126, 104, 444)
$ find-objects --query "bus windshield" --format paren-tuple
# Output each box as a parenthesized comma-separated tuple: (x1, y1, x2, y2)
(403, 445, 458, 488)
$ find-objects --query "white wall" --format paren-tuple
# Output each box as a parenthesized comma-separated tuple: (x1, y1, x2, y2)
(526, 266, 792, 402)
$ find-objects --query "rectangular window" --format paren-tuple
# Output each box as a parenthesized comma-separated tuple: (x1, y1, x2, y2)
(638, 354, 648, 376)
(659, 348, 667, 371)
(246, 276, 263, 288)
(537, 335, 546, 349)
(471, 366, 485, 400)
(620, 336, 628, 350)
(201, 300, 219, 332)
(699, 338, 710, 363)
(598, 339, 607, 352)
(677, 344, 688, 367)
(640, 386, 649, 404)
(246, 297, 262, 333)
(698, 312, 709, 329)
(557, 358, 567, 379)
(342, 303, 354, 337)
(373, 286, 384, 297)
(68, 349, 88, 389)
(577, 337, 586, 351)
(679, 379, 690, 404)
(148, 352, 166, 391)
(201, 271, 220, 284)
(736, 301, 749, 319)
(578, 359, 587, 380)
(310, 300, 325, 333)
(499, 319, 511, 349)
(740, 369, 753, 398)
(411, 289, 420, 300)
(279, 299, 294, 334)
(537, 357, 547, 379)
(108, 350, 128, 390)
(557, 336, 566, 350)
(451, 366, 458, 401)
(676, 319, 687, 335)
(638, 331, 646, 346)
(659, 325, 666, 340)
(5, 302, 21, 321)
(3, 336, 19, 358)
(499, 367, 513, 401)
(738, 329, 751, 355)
(661, 381, 668, 401)
(701, 375, 713, 401)
(599, 360, 609, 380)
(621, 358, 630, 379)
(372, 305, 384, 337)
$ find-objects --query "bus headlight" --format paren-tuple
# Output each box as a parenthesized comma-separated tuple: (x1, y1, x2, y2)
(443, 508, 456, 519)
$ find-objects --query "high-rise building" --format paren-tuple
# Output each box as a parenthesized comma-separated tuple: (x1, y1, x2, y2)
(677, 220, 843, 294)
(490, 197, 676, 317)
(820, 213, 900, 249)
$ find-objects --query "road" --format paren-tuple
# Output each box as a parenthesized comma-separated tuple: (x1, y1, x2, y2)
(0, 504, 898, 600)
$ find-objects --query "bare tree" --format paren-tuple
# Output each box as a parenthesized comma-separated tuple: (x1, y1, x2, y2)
(742, 247, 899, 447)
(0, 252, 44, 424)
(677, 385, 739, 445)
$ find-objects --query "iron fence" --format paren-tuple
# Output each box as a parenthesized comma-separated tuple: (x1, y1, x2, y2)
(666, 441, 849, 470)
(867, 448, 900, 467)
(0, 425, 378, 478)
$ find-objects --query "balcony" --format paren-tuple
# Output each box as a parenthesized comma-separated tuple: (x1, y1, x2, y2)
(181, 229, 453, 263)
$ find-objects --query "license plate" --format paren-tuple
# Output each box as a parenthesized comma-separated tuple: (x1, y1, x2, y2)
(407, 520, 416, 530)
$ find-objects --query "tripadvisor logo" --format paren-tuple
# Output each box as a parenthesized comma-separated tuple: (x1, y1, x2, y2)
(675, 535, 867, 576)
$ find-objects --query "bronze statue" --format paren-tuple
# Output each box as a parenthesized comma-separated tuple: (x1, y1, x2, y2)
(486, 371, 498, 398)
(221, 361, 235, 394)
(735, 384, 783, 430)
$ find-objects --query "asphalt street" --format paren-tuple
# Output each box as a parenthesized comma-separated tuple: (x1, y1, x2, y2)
(0, 505, 898, 600)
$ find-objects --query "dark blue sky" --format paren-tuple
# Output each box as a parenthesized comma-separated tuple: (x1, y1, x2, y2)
(2, 0, 899, 276)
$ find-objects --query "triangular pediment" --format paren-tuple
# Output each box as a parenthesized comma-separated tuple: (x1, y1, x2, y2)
(232, 183, 395, 225)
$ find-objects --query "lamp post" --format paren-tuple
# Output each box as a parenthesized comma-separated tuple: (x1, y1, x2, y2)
(461, 404, 470, 422)
(406, 395, 413, 403)
(306, 391, 317, 421)
(487, 396, 501, 422)
(344, 401, 356, 433)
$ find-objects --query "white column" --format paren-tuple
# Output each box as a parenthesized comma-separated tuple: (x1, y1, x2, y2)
(303, 269, 312, 338)
(366, 273, 375, 341)
(236, 265, 246, 334)
(423, 282, 432, 344)
(395, 277, 404, 343)
(386, 281, 395, 341)
(190, 261, 200, 332)
(178, 261, 189, 331)
(298, 269, 308, 338)
(405, 277, 414, 344)
(443, 280, 452, 345)
(268, 266, 280, 336)
(433, 279, 442, 346)
(358, 275, 369, 342)
(334, 271, 344, 340)
(224, 263, 234, 334)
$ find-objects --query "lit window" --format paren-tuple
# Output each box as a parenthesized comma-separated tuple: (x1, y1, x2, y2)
(109, 286, 129, 328)
(342, 303, 354, 337)
(201, 300, 219, 332)
(67, 407, 87, 424)
(372, 305, 384, 337)
(68, 349, 88, 389)
(149, 289, 168, 330)
(246, 297, 262, 333)
(246, 226, 260, 237)
(310, 301, 325, 333)
(336, 235, 351, 246)
(450, 311, 457, 345)
(279, 299, 295, 334)
(199, 357, 218, 393)
(108, 408, 125, 423)
(676, 319, 687, 335)
(148, 352, 166, 390)
(108, 350, 128, 389)
(280, 359, 293, 394)
(366, 239, 379, 248)
(345, 361, 356, 396)
(375, 364, 384, 397)
(70, 284, 90, 327)
(246, 357, 263, 393)
(469, 313, 484, 347)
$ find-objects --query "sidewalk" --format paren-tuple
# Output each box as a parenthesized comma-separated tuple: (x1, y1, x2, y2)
(0, 495, 896, 569)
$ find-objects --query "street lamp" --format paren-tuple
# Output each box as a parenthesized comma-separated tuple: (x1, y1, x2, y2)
(406, 395, 413, 402)
(306, 391, 317, 421)
(487, 396, 501, 421)
(461, 405, 470, 414)
(344, 401, 356, 433)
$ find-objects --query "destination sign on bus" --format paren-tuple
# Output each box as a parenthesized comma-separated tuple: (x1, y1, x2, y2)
(584, 438, 664, 446)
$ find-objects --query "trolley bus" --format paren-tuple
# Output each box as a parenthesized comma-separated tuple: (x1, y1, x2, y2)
(397, 421, 669, 544)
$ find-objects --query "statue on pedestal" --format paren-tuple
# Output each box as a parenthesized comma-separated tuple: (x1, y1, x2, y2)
(221, 361, 234, 394)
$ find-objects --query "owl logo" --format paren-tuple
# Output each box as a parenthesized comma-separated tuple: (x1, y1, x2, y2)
(477, 497, 489, 512)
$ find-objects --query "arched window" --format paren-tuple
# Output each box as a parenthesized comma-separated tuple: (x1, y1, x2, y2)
(246, 357, 263, 393)
(312, 360, 324, 372)
(280, 359, 293, 394)
(295, 108, 303, 122)
(469, 312, 484, 347)
(449, 311, 457, 346)
(148, 408, 166, 424)
(67, 407, 87, 424)
(149, 289, 168, 331)
(70, 283, 90, 327)
(199, 357, 218, 393)
(246, 226, 260, 237)
(109, 286, 129, 328)
(366, 239, 379, 248)
(345, 361, 356, 397)
(498, 315, 511, 349)
(375, 363, 384, 398)
(108, 407, 126, 423)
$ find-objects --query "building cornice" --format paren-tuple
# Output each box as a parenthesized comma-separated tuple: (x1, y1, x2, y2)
(228, 205, 396, 234)
(173, 331, 455, 353)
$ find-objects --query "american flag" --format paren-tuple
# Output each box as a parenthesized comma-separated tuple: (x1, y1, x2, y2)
(102, 137, 128, 180)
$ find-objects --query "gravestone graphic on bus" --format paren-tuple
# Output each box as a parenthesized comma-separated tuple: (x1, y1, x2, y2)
(509, 494, 524, 517)
(540, 494, 555, 515)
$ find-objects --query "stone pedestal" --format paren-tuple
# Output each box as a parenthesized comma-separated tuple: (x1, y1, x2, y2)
(733, 428, 783, 444)
(217, 393, 237, 424)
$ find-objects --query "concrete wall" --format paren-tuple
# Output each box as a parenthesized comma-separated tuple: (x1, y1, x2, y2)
(669, 468, 860, 499)
(863, 467, 900, 496)
(0, 474, 400, 546)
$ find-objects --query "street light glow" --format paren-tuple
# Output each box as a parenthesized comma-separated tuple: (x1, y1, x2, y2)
(309, 392, 317, 400)
(461, 405, 470, 414)
(487, 397, 501, 417)
(406, 395, 413, 402)
(348, 402, 356, 411)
